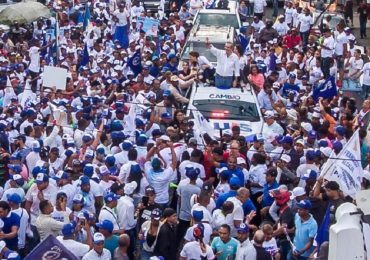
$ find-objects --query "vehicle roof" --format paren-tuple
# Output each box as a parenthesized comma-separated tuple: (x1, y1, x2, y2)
(192, 86, 257, 103)
(197, 2, 238, 13)
(187, 25, 235, 43)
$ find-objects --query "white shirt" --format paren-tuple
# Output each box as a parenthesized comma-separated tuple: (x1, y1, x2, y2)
(253, 0, 267, 13)
(184, 223, 213, 244)
(57, 236, 90, 258)
(178, 160, 206, 180)
(11, 207, 29, 249)
(334, 31, 349, 56)
(26, 151, 41, 174)
(28, 46, 40, 73)
(118, 161, 138, 182)
(225, 197, 244, 237)
(191, 204, 213, 224)
(348, 57, 364, 77)
(25, 182, 57, 225)
(273, 22, 290, 36)
(248, 164, 267, 194)
(82, 248, 111, 260)
(113, 9, 129, 26)
(298, 14, 313, 33)
(236, 239, 257, 260)
(98, 206, 121, 231)
(1, 187, 25, 202)
(210, 46, 240, 77)
(144, 162, 174, 204)
(180, 241, 215, 260)
(321, 36, 335, 58)
(362, 62, 370, 85)
(189, 0, 203, 15)
(117, 195, 136, 230)
(285, 7, 296, 24)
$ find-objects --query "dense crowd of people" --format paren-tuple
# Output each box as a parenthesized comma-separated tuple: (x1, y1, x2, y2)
(0, 0, 369, 259)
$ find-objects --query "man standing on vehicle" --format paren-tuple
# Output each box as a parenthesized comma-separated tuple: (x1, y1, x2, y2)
(205, 37, 240, 88)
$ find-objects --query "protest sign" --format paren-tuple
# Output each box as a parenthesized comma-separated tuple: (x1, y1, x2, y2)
(42, 66, 67, 90)
(137, 17, 159, 36)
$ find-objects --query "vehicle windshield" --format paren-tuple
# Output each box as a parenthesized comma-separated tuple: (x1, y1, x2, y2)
(192, 99, 260, 121)
(181, 42, 224, 62)
(195, 13, 240, 28)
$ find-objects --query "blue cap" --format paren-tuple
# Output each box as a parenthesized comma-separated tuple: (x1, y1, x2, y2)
(26, 109, 36, 117)
(82, 134, 93, 143)
(152, 129, 163, 136)
(161, 112, 172, 119)
(192, 210, 204, 222)
(282, 136, 293, 145)
(335, 126, 346, 136)
(229, 176, 241, 187)
(35, 173, 49, 184)
(135, 118, 145, 126)
(167, 53, 176, 60)
(306, 150, 316, 161)
(219, 169, 231, 179)
(80, 175, 90, 185)
(10, 174, 24, 186)
(318, 139, 328, 148)
(7, 193, 22, 204)
(332, 141, 343, 152)
(185, 167, 200, 180)
(104, 192, 118, 203)
(296, 199, 312, 210)
(301, 169, 318, 180)
(105, 155, 116, 166)
(308, 130, 317, 139)
(62, 223, 75, 236)
(96, 147, 106, 155)
(9, 153, 21, 161)
(237, 223, 249, 233)
(120, 140, 133, 151)
(163, 90, 171, 97)
(240, 26, 247, 33)
(53, 171, 69, 181)
(83, 164, 94, 177)
(137, 134, 148, 146)
(9, 164, 22, 173)
(96, 219, 114, 232)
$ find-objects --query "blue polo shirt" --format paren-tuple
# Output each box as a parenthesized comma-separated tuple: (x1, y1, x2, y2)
(216, 190, 256, 216)
(1, 212, 20, 249)
(262, 181, 279, 207)
(293, 213, 318, 257)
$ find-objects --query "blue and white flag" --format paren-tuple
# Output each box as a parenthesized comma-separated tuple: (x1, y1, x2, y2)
(79, 44, 89, 69)
(321, 129, 362, 198)
(24, 235, 78, 260)
(127, 51, 142, 76)
(191, 107, 216, 144)
(83, 4, 91, 32)
(313, 76, 337, 102)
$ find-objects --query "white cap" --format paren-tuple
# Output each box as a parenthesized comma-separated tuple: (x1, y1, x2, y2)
(320, 147, 332, 157)
(301, 122, 313, 132)
(93, 232, 105, 243)
(158, 135, 171, 142)
(124, 181, 138, 195)
(290, 187, 305, 199)
(237, 157, 246, 165)
(295, 139, 305, 146)
(281, 154, 291, 163)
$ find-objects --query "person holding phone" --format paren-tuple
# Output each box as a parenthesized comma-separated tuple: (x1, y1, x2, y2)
(139, 208, 163, 260)
(137, 186, 160, 227)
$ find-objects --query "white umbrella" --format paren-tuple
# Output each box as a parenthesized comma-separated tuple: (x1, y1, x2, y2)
(0, 1, 51, 25)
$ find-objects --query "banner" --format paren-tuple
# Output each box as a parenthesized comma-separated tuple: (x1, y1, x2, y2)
(321, 129, 362, 198)
(191, 106, 216, 144)
(24, 234, 78, 260)
(312, 76, 337, 102)
(43, 66, 68, 90)
(127, 50, 142, 76)
(136, 17, 159, 36)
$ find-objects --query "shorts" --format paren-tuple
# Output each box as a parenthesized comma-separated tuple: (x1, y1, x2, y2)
(336, 55, 344, 69)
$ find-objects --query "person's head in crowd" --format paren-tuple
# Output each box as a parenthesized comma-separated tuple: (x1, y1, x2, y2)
(262, 224, 274, 243)
(124, 181, 138, 197)
(218, 224, 231, 243)
(324, 180, 341, 199)
(36, 172, 49, 191)
(192, 210, 204, 224)
(265, 167, 278, 185)
(221, 201, 234, 216)
(291, 186, 307, 202)
(236, 188, 250, 204)
(97, 219, 114, 237)
(117, 234, 130, 256)
(72, 194, 84, 212)
(251, 153, 266, 167)
(253, 230, 265, 246)
(227, 155, 238, 170)
(229, 176, 241, 191)
(92, 232, 105, 254)
(0, 201, 11, 218)
(39, 199, 54, 215)
(296, 199, 312, 219)
(163, 208, 177, 225)
(236, 223, 249, 243)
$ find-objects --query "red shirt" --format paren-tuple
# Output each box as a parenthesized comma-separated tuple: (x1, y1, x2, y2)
(284, 35, 302, 49)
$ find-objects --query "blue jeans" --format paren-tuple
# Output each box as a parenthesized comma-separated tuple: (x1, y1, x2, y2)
(141, 249, 153, 260)
(363, 84, 370, 99)
(273, 0, 279, 17)
(300, 31, 309, 51)
(215, 74, 233, 88)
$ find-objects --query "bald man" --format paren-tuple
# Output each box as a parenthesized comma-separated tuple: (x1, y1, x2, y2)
(226, 187, 250, 237)
(113, 234, 130, 260)
(253, 230, 271, 260)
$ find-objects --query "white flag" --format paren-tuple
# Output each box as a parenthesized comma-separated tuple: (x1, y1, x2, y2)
(191, 106, 216, 145)
(20, 80, 36, 109)
(124, 95, 137, 138)
(321, 129, 362, 198)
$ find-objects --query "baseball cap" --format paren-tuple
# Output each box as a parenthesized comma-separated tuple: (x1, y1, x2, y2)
(192, 210, 204, 222)
(151, 208, 162, 220)
(53, 171, 69, 181)
(96, 219, 114, 233)
(185, 167, 200, 180)
(80, 175, 90, 185)
(290, 187, 306, 200)
(306, 150, 316, 161)
(280, 154, 291, 163)
(158, 135, 171, 142)
(237, 223, 249, 233)
(11, 174, 24, 186)
(332, 141, 343, 152)
(145, 186, 156, 194)
(7, 193, 22, 204)
(31, 140, 41, 152)
(93, 232, 105, 243)
(229, 176, 241, 187)
(320, 147, 332, 157)
(99, 165, 110, 176)
(335, 126, 346, 136)
(301, 169, 318, 181)
(62, 223, 75, 236)
(161, 112, 172, 119)
(36, 173, 49, 184)
(264, 110, 275, 118)
(281, 136, 293, 145)
(124, 181, 138, 195)
(104, 192, 118, 203)
(73, 194, 84, 204)
(296, 199, 312, 210)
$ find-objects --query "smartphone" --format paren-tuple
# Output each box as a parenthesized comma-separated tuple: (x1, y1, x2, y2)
(142, 196, 149, 207)
(80, 219, 85, 226)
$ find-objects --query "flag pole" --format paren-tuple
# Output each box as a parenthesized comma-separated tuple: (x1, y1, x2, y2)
(55, 13, 59, 65)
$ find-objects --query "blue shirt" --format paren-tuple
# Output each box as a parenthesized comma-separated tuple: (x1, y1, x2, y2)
(1, 212, 20, 249)
(216, 190, 256, 216)
(281, 82, 300, 97)
(293, 213, 318, 257)
(211, 237, 238, 260)
(262, 181, 279, 207)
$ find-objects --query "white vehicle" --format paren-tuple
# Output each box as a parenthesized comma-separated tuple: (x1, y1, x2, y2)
(186, 84, 263, 138)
